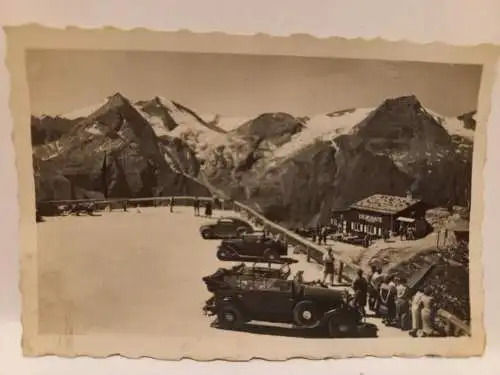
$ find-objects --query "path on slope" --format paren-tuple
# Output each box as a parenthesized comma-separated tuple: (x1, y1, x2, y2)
(37, 206, 408, 359)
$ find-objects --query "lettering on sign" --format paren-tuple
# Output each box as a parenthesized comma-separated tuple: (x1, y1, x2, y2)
(359, 214, 383, 224)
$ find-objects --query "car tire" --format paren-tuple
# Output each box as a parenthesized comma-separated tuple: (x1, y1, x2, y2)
(327, 314, 355, 338)
(217, 305, 244, 330)
(263, 249, 280, 261)
(217, 248, 231, 261)
(201, 229, 212, 239)
(293, 300, 320, 328)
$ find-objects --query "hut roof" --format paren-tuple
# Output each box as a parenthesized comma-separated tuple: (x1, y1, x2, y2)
(350, 194, 421, 215)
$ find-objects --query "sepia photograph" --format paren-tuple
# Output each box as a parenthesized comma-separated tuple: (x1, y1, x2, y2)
(6, 27, 497, 360)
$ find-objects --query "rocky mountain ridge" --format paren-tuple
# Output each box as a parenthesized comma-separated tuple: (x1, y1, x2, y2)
(32, 93, 475, 226)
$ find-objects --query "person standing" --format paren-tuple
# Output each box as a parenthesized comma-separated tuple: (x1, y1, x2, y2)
(409, 288, 425, 337)
(363, 233, 371, 248)
(378, 276, 390, 321)
(193, 197, 200, 216)
(214, 196, 221, 210)
(386, 276, 397, 325)
(370, 266, 383, 313)
(383, 228, 390, 242)
(394, 277, 408, 328)
(321, 247, 335, 287)
(317, 225, 322, 244)
(169, 197, 175, 213)
(321, 226, 328, 245)
(352, 269, 369, 317)
(420, 287, 437, 337)
(367, 265, 378, 311)
(205, 200, 213, 217)
(311, 227, 317, 243)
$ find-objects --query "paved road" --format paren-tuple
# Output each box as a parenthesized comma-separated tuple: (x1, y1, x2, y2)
(37, 206, 408, 358)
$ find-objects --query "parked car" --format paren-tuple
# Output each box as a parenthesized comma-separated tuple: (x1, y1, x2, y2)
(216, 232, 288, 261)
(332, 233, 372, 248)
(199, 217, 254, 240)
(202, 270, 363, 337)
(202, 262, 293, 293)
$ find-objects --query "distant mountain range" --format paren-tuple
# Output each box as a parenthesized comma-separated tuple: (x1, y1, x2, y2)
(32, 93, 476, 227)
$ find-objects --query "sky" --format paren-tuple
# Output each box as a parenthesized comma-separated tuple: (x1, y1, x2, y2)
(26, 49, 482, 118)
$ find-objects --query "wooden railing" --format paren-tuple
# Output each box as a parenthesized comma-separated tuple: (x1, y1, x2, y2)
(232, 201, 359, 284)
(37, 195, 471, 336)
(37, 196, 233, 212)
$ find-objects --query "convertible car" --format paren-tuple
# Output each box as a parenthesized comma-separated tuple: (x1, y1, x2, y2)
(199, 217, 254, 240)
(216, 231, 288, 261)
(202, 268, 364, 338)
(202, 262, 293, 292)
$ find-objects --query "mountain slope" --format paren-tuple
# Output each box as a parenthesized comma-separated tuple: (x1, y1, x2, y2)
(202, 96, 474, 226)
(33, 93, 475, 228)
(136, 97, 227, 163)
(201, 112, 306, 192)
(34, 93, 210, 201)
(31, 115, 79, 146)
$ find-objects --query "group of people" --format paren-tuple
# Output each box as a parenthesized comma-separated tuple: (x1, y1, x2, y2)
(351, 265, 439, 336)
(293, 225, 331, 245)
(193, 197, 222, 217)
(118, 196, 222, 217)
(296, 225, 374, 248)
(319, 249, 439, 337)
(399, 225, 417, 241)
(310, 225, 331, 245)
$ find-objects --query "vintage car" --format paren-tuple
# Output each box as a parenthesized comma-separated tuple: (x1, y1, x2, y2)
(70, 202, 98, 216)
(332, 233, 372, 248)
(202, 262, 293, 292)
(216, 231, 288, 261)
(199, 217, 254, 240)
(202, 270, 363, 338)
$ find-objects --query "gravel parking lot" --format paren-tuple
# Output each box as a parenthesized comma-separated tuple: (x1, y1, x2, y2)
(36, 206, 407, 358)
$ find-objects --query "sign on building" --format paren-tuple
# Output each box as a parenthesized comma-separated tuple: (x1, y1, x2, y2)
(359, 213, 383, 223)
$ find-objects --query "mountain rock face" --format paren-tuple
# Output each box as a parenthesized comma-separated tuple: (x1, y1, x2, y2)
(33, 93, 211, 201)
(201, 113, 306, 198)
(202, 96, 474, 226)
(33, 93, 474, 228)
(31, 115, 79, 146)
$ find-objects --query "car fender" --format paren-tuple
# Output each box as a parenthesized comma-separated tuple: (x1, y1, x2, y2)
(216, 295, 248, 317)
(319, 306, 351, 326)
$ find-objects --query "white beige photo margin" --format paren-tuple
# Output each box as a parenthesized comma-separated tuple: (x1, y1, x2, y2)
(4, 25, 500, 360)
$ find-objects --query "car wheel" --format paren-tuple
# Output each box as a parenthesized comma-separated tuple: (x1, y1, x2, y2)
(201, 229, 212, 239)
(293, 301, 320, 328)
(217, 305, 244, 330)
(217, 248, 230, 261)
(327, 315, 354, 338)
(263, 249, 280, 261)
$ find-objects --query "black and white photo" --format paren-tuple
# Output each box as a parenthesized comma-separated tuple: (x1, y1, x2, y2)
(7, 27, 496, 360)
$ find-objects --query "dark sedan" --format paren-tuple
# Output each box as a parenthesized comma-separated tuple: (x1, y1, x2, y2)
(199, 217, 254, 240)
(216, 232, 288, 261)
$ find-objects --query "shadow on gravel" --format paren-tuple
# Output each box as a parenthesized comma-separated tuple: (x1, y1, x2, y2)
(210, 320, 379, 339)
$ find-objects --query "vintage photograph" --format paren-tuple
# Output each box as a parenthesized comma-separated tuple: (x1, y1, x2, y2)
(8, 28, 495, 360)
